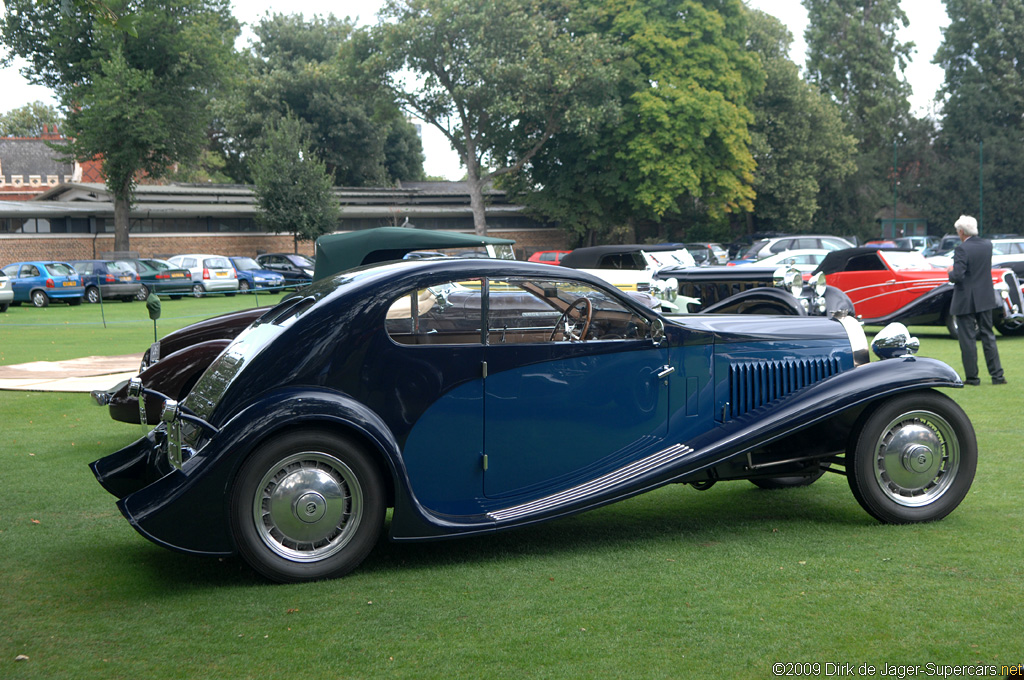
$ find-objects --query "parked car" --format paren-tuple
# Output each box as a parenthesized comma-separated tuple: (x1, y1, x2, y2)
(991, 238, 1024, 280)
(814, 246, 1024, 337)
(95, 228, 521, 424)
(684, 242, 729, 266)
(91, 257, 977, 583)
(0, 271, 12, 312)
(255, 253, 315, 289)
(128, 259, 193, 301)
(229, 257, 286, 293)
(168, 254, 239, 297)
(527, 250, 570, 265)
(736, 249, 830, 273)
(893, 235, 938, 252)
(0, 261, 84, 307)
(736, 235, 855, 263)
(559, 245, 696, 310)
(69, 260, 142, 303)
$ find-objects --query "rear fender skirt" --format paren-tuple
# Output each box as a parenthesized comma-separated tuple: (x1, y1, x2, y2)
(112, 388, 403, 556)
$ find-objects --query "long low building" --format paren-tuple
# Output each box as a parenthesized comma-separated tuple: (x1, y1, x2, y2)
(0, 181, 567, 262)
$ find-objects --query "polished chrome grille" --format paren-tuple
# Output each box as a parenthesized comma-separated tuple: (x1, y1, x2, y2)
(727, 356, 842, 420)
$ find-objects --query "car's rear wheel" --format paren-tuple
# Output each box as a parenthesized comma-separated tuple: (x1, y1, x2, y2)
(945, 312, 959, 339)
(191, 283, 204, 298)
(847, 391, 976, 524)
(136, 284, 151, 301)
(230, 430, 385, 583)
(31, 290, 49, 308)
(67, 297, 81, 306)
(85, 286, 100, 304)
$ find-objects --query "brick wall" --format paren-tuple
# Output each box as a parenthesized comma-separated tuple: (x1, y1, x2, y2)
(0, 228, 570, 264)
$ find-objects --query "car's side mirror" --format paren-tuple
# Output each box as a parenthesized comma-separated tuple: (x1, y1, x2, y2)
(650, 318, 666, 346)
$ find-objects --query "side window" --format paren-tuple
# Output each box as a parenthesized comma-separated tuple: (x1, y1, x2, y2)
(24, 265, 40, 277)
(386, 280, 483, 346)
(769, 239, 792, 254)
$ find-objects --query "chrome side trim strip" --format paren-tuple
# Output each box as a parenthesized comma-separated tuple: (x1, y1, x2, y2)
(487, 442, 694, 522)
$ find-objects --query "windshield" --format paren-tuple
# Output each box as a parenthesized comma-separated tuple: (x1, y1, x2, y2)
(880, 250, 939, 271)
(288, 255, 315, 267)
(233, 257, 260, 270)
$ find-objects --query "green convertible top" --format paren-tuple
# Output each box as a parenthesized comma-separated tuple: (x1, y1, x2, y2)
(313, 227, 516, 279)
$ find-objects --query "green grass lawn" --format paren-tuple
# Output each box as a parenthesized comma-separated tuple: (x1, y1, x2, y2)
(1, 304, 1022, 678)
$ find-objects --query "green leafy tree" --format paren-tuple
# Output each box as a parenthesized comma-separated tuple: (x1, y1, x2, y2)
(745, 10, 856, 233)
(217, 13, 422, 186)
(1, 0, 239, 252)
(923, 0, 1024, 233)
(803, 0, 915, 237)
(509, 0, 763, 245)
(251, 115, 340, 250)
(0, 101, 64, 136)
(375, 0, 621, 235)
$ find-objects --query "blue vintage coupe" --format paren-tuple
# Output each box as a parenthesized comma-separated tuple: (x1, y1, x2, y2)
(91, 258, 976, 583)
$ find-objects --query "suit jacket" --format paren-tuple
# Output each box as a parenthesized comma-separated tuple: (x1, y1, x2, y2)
(949, 235, 998, 315)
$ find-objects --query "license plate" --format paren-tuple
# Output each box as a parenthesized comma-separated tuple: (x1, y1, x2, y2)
(62, 281, 76, 287)
(216, 271, 227, 277)
(119, 276, 132, 282)
(171, 273, 184, 278)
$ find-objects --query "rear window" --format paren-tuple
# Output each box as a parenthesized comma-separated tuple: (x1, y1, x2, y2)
(48, 263, 76, 276)
(108, 261, 134, 274)
(204, 257, 232, 269)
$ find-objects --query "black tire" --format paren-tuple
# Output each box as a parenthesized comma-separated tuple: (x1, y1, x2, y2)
(169, 295, 182, 300)
(85, 286, 100, 304)
(847, 391, 976, 524)
(946, 313, 959, 339)
(31, 290, 49, 308)
(136, 284, 151, 302)
(750, 466, 827, 490)
(0, 302, 8, 313)
(996, 319, 1024, 336)
(191, 283, 204, 298)
(120, 296, 134, 302)
(230, 430, 385, 583)
(239, 280, 251, 293)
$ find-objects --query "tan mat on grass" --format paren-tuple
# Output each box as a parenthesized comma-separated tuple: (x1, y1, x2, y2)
(0, 354, 143, 393)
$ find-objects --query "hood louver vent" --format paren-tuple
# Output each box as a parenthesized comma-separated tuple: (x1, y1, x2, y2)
(728, 356, 842, 419)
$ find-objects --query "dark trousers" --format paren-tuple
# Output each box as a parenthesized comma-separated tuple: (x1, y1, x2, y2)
(956, 309, 1004, 380)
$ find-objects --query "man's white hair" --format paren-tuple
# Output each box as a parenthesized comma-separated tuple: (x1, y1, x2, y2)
(955, 214, 979, 236)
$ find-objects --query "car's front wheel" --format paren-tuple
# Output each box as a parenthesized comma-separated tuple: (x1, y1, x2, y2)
(847, 391, 976, 524)
(230, 430, 385, 583)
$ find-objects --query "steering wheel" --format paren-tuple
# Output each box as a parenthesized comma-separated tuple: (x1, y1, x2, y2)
(549, 297, 593, 342)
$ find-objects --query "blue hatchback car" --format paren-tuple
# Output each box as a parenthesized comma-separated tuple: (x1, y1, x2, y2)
(229, 257, 286, 293)
(0, 261, 84, 307)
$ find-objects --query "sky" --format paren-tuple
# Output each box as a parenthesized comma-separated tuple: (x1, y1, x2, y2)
(1, 0, 950, 179)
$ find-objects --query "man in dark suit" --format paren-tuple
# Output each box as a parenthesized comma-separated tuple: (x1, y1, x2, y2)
(949, 214, 1006, 385)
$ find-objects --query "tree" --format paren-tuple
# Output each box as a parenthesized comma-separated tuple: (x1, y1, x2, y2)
(251, 115, 340, 250)
(925, 0, 1024, 234)
(745, 10, 856, 233)
(375, 0, 621, 235)
(1, 0, 239, 252)
(508, 0, 763, 245)
(217, 13, 423, 186)
(0, 101, 64, 136)
(803, 0, 915, 237)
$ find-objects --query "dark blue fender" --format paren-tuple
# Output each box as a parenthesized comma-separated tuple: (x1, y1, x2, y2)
(102, 387, 403, 555)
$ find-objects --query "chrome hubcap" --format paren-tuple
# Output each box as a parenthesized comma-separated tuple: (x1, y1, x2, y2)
(253, 452, 363, 562)
(873, 411, 959, 507)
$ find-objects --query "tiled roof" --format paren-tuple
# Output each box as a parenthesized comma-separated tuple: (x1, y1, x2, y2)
(0, 138, 75, 180)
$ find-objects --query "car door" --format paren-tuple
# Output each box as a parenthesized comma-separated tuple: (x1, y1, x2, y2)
(480, 277, 671, 499)
(13, 264, 42, 300)
(826, 252, 902, 319)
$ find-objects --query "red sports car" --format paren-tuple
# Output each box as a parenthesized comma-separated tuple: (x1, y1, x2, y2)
(814, 247, 1024, 337)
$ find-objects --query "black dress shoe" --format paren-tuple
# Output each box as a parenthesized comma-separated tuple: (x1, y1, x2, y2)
(993, 376, 1007, 385)
(964, 378, 981, 386)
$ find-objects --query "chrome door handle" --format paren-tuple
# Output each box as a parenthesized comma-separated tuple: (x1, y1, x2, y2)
(657, 366, 675, 379)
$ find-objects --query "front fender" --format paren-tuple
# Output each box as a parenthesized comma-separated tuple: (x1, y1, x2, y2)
(701, 287, 806, 315)
(107, 387, 402, 556)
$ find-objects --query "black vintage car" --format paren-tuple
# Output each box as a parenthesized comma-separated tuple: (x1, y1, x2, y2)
(92, 257, 976, 583)
(561, 244, 855, 317)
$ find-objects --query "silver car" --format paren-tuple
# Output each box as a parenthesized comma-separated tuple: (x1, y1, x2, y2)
(0, 271, 12, 312)
(168, 254, 239, 297)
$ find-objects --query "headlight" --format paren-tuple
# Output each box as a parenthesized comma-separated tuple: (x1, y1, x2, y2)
(773, 266, 803, 296)
(812, 272, 827, 297)
(872, 322, 920, 360)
